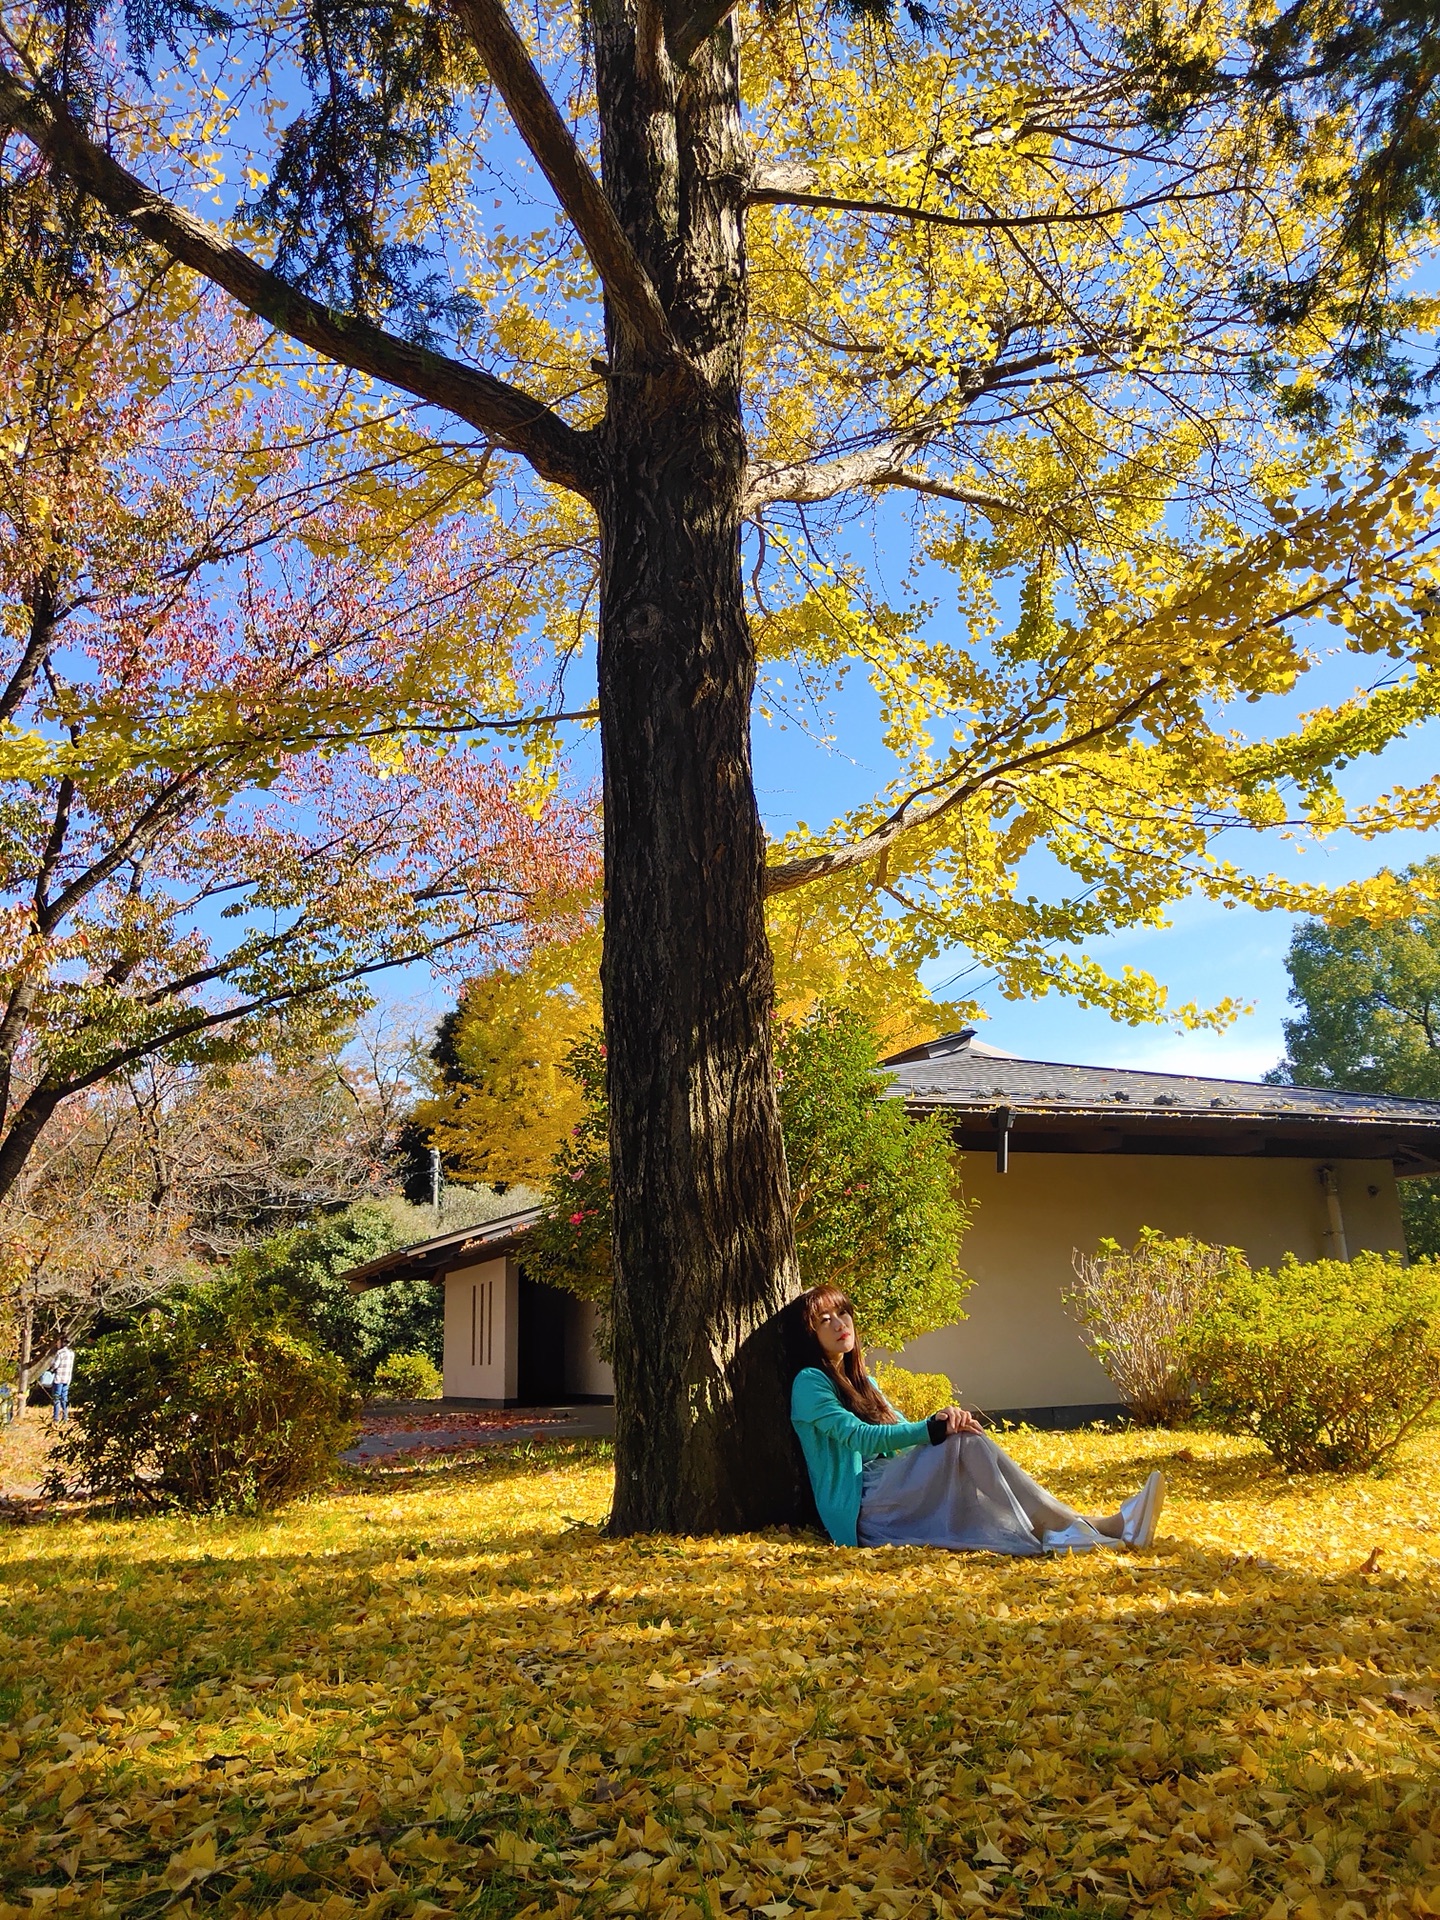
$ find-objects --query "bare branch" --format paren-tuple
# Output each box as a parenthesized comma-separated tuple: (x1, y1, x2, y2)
(448, 0, 684, 367)
(748, 167, 1234, 234)
(744, 442, 1015, 515)
(0, 67, 598, 497)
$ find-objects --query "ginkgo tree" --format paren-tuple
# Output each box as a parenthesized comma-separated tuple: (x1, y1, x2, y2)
(0, 272, 596, 1214)
(7, 0, 1440, 1531)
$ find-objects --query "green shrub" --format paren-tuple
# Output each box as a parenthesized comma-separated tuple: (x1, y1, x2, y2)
(873, 1361, 957, 1421)
(1189, 1251, 1440, 1470)
(1068, 1229, 1246, 1426)
(47, 1280, 359, 1512)
(371, 1350, 443, 1400)
(528, 1007, 973, 1351)
(227, 1201, 442, 1389)
(777, 1006, 972, 1349)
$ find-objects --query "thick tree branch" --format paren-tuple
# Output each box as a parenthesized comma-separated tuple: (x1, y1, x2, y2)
(744, 442, 1015, 515)
(763, 681, 1177, 894)
(0, 1082, 67, 1207)
(32, 775, 74, 921)
(0, 68, 598, 497)
(0, 979, 39, 1134)
(764, 780, 1009, 895)
(1, 574, 63, 728)
(447, 0, 683, 366)
(665, 0, 739, 67)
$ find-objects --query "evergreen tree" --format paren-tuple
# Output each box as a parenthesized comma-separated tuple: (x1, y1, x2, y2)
(1268, 860, 1440, 1252)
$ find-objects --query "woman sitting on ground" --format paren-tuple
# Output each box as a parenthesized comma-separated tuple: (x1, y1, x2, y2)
(790, 1284, 1164, 1554)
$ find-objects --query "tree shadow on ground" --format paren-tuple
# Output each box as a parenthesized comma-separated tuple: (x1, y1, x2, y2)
(998, 1428, 1357, 1512)
(6, 1433, 1440, 1920)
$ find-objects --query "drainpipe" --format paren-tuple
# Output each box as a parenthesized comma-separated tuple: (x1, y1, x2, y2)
(1319, 1165, 1349, 1260)
(993, 1107, 1013, 1174)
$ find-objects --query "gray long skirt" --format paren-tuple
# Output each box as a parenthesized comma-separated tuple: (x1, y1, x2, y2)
(858, 1432, 1116, 1555)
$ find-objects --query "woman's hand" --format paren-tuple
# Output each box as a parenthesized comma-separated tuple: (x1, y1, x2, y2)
(934, 1405, 984, 1436)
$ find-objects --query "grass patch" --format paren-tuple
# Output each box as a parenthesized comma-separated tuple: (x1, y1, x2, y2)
(2, 1427, 1439, 1918)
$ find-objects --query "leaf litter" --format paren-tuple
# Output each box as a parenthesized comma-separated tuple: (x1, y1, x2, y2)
(2, 1426, 1440, 1919)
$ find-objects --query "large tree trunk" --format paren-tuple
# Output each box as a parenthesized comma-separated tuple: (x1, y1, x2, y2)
(595, 5, 809, 1532)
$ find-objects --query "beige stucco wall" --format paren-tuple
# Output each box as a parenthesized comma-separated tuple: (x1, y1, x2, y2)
(442, 1257, 519, 1400)
(897, 1154, 1406, 1414)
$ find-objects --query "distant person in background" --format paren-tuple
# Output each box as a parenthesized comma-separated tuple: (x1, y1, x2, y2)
(50, 1339, 75, 1424)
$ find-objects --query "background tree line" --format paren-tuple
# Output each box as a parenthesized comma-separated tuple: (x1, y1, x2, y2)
(1270, 857, 1440, 1258)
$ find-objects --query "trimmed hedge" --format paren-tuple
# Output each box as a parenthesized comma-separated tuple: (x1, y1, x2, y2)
(873, 1360, 958, 1422)
(371, 1350, 443, 1400)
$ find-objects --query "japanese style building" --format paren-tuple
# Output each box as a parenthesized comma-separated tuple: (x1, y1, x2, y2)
(344, 1029, 1440, 1423)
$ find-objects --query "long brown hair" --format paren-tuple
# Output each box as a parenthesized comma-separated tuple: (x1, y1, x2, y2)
(800, 1285, 898, 1425)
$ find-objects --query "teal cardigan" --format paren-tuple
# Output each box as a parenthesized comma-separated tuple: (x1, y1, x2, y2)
(790, 1366, 933, 1546)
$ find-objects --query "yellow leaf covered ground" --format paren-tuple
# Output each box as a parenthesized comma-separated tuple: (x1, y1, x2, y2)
(3, 1427, 1440, 1920)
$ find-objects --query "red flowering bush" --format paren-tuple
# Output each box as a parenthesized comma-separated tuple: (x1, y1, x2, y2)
(523, 1037, 613, 1317)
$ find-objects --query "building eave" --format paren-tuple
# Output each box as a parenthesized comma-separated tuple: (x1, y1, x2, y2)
(885, 1032, 1440, 1173)
(345, 1205, 543, 1292)
(921, 1102, 1440, 1173)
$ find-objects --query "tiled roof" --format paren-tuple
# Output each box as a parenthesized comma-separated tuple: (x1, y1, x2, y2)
(345, 1204, 542, 1291)
(882, 1030, 1440, 1125)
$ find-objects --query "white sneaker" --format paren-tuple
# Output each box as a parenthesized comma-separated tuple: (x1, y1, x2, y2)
(1120, 1470, 1165, 1549)
(1041, 1518, 1111, 1554)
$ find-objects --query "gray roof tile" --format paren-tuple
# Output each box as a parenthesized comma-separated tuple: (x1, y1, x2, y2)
(882, 1031, 1440, 1124)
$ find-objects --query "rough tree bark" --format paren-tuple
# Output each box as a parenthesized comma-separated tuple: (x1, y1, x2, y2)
(595, 5, 808, 1531)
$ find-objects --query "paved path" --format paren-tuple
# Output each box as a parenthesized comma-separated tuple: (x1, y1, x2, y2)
(343, 1402, 614, 1463)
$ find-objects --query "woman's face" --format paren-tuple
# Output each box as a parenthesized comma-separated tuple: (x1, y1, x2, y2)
(812, 1300, 856, 1359)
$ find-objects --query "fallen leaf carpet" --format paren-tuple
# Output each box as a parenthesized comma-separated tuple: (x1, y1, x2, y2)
(2, 1426, 1439, 1920)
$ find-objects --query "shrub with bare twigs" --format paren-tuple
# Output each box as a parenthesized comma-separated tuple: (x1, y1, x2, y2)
(1067, 1229, 1244, 1426)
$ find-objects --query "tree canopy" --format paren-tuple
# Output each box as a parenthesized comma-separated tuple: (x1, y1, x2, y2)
(5, 0, 1440, 1008)
(1270, 865, 1440, 1101)
(0, 273, 596, 1203)
(9, 0, 1440, 1528)
(409, 939, 600, 1192)
(1129, 0, 1440, 439)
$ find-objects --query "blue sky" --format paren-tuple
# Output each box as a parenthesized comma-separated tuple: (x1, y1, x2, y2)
(751, 662, 1440, 1082)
